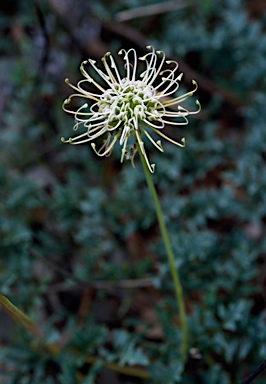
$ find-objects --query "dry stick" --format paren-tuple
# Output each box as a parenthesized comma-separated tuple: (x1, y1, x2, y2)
(0, 294, 35, 329)
(1, 249, 151, 380)
(241, 360, 266, 384)
(8, 254, 151, 380)
(33, 343, 151, 380)
(0, 293, 42, 337)
(115, 0, 195, 22)
(28, 247, 153, 290)
(84, 355, 150, 380)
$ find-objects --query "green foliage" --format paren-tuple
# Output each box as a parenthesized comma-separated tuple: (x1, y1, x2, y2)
(1, 0, 266, 383)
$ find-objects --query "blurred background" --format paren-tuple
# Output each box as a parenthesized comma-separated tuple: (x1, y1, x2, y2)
(0, 0, 266, 383)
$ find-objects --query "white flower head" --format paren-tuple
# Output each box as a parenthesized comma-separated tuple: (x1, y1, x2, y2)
(62, 46, 200, 172)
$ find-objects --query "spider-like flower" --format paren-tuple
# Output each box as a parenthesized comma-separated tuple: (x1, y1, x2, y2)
(62, 46, 200, 172)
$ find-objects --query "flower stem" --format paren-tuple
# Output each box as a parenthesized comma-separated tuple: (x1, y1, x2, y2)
(137, 144, 188, 363)
(0, 293, 36, 330)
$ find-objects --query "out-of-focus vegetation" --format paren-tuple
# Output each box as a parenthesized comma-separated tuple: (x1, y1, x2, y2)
(0, 0, 266, 383)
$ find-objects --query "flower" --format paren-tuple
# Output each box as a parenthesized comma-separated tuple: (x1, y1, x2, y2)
(62, 46, 200, 172)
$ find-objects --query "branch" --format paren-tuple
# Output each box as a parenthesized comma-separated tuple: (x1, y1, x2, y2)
(241, 360, 266, 384)
(28, 247, 153, 291)
(0, 293, 42, 337)
(115, 0, 195, 22)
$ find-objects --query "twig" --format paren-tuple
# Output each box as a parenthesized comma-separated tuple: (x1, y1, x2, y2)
(33, 342, 151, 380)
(0, 293, 42, 337)
(83, 355, 150, 380)
(241, 360, 266, 384)
(34, 0, 50, 72)
(28, 247, 153, 290)
(115, 0, 195, 22)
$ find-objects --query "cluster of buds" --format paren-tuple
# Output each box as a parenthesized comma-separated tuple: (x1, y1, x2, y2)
(62, 46, 200, 172)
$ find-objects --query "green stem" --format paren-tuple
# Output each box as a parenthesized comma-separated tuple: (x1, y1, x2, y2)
(137, 145, 188, 363)
(0, 293, 35, 329)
